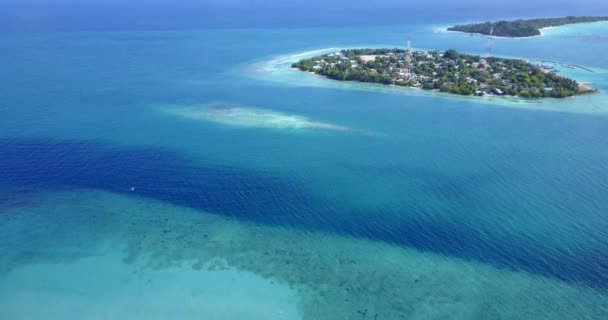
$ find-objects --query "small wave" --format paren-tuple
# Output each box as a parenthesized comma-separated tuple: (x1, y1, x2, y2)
(267, 48, 338, 64)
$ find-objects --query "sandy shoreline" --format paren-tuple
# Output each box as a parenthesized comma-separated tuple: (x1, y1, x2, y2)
(246, 44, 608, 115)
(290, 62, 595, 102)
(444, 28, 543, 39)
(268, 48, 338, 64)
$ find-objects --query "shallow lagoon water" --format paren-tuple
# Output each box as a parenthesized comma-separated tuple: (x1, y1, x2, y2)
(1, 18, 608, 319)
(2, 190, 608, 319)
(0, 245, 301, 320)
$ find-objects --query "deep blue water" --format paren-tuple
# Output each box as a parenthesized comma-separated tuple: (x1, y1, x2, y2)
(2, 2, 608, 313)
(2, 105, 608, 287)
(3, 0, 608, 31)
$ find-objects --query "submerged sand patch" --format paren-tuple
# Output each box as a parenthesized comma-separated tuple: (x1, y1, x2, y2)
(2, 190, 608, 319)
(0, 251, 300, 320)
(163, 103, 355, 133)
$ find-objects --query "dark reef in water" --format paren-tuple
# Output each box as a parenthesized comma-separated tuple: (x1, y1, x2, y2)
(1, 138, 608, 289)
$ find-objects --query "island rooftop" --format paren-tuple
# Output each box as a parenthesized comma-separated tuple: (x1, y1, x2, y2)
(292, 48, 595, 99)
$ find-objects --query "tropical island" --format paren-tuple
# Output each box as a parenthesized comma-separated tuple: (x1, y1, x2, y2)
(292, 49, 595, 98)
(448, 16, 608, 38)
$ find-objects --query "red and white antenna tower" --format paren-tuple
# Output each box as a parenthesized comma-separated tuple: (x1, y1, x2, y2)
(405, 33, 412, 72)
(487, 24, 494, 59)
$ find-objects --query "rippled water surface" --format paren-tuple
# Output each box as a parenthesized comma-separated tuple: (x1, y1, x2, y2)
(1, 17, 608, 319)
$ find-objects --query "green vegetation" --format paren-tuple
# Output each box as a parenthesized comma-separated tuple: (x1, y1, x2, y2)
(292, 48, 595, 98)
(448, 16, 608, 37)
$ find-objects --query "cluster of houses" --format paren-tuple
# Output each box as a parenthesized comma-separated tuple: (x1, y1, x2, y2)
(302, 49, 560, 96)
(311, 52, 359, 70)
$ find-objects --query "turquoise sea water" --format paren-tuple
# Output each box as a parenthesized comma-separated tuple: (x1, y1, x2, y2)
(2, 14, 608, 319)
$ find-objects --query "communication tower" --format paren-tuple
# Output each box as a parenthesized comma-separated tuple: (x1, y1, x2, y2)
(405, 34, 412, 73)
(487, 24, 494, 59)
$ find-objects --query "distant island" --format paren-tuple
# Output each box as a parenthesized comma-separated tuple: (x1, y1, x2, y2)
(292, 49, 595, 98)
(448, 16, 608, 38)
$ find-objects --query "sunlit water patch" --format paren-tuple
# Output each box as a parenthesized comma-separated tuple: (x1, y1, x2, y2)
(540, 21, 608, 38)
(162, 103, 357, 133)
(0, 248, 300, 320)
